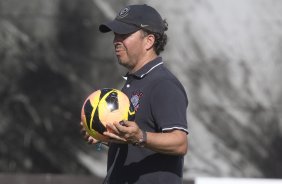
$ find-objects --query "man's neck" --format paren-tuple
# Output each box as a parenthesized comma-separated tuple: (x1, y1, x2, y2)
(129, 53, 158, 74)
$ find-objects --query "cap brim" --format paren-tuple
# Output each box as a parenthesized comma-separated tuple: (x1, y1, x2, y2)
(99, 20, 139, 34)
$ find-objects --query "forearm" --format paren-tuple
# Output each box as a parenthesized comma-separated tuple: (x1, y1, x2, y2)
(104, 121, 188, 155)
(144, 130, 188, 156)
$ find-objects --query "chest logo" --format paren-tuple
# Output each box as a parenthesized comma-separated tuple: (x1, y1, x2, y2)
(130, 90, 143, 112)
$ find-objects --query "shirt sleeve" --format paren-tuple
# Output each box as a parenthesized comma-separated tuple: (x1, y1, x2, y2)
(150, 79, 189, 133)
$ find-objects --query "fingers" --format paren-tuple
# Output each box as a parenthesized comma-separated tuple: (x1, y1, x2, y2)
(79, 121, 139, 145)
(80, 121, 87, 135)
(104, 122, 128, 143)
(106, 122, 120, 135)
(87, 136, 98, 144)
(106, 122, 128, 139)
(115, 120, 138, 134)
(105, 121, 141, 144)
(119, 120, 127, 127)
(80, 122, 88, 139)
(103, 131, 127, 142)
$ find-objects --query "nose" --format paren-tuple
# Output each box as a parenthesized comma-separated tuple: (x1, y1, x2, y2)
(113, 33, 123, 43)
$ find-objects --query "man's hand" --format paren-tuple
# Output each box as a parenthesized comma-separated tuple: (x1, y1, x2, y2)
(104, 121, 143, 144)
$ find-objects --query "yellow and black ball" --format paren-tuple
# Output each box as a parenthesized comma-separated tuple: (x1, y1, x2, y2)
(81, 88, 135, 141)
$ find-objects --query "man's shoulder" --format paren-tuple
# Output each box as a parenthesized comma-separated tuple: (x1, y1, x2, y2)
(149, 63, 174, 79)
(150, 65, 183, 87)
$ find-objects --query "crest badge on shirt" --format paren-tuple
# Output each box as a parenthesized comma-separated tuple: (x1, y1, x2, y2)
(130, 90, 143, 112)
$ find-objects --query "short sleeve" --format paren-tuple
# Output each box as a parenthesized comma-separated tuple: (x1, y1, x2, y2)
(150, 79, 188, 133)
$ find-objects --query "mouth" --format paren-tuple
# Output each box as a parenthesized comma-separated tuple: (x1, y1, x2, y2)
(115, 48, 122, 52)
(115, 50, 122, 56)
(115, 45, 124, 55)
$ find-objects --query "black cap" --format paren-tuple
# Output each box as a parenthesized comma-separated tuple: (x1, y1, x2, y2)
(99, 4, 165, 34)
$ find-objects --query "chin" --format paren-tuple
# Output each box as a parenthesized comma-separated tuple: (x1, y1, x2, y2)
(119, 61, 131, 69)
(117, 58, 123, 65)
(117, 57, 126, 65)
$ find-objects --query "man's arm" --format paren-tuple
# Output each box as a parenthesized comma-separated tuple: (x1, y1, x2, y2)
(104, 120, 188, 156)
(146, 130, 188, 155)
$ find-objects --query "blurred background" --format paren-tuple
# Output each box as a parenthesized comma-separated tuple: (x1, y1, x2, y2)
(0, 0, 282, 183)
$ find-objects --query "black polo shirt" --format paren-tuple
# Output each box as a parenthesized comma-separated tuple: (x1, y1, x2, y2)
(106, 57, 188, 184)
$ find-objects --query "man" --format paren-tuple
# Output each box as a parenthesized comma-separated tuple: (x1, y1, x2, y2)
(82, 4, 189, 184)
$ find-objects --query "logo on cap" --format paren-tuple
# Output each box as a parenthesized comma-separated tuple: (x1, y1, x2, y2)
(118, 7, 130, 18)
(140, 24, 149, 28)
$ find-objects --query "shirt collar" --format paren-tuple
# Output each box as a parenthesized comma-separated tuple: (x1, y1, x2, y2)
(123, 57, 164, 80)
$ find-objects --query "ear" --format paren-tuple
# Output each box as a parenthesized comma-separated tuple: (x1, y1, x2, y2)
(145, 34, 155, 51)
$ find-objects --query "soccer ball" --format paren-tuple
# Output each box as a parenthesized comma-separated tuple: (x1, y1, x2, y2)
(81, 88, 135, 141)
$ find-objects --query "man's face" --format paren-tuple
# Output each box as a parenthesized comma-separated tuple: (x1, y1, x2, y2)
(113, 30, 147, 71)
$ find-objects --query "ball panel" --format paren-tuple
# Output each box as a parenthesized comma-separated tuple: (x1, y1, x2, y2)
(98, 89, 128, 124)
(104, 90, 119, 112)
(81, 112, 108, 141)
(92, 104, 107, 134)
(83, 99, 94, 131)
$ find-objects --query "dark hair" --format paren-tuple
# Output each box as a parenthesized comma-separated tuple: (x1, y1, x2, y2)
(142, 19, 168, 55)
